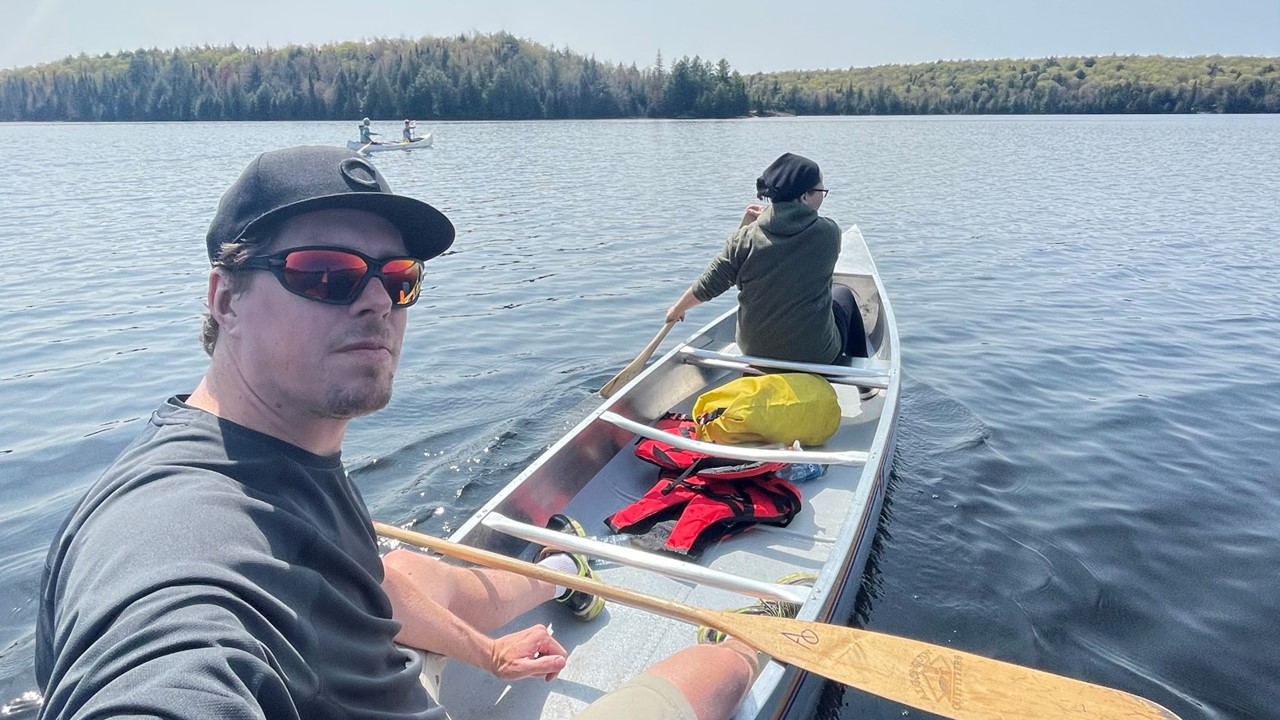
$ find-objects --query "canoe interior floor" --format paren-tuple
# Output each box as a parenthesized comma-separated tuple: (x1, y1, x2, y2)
(438, 388, 885, 719)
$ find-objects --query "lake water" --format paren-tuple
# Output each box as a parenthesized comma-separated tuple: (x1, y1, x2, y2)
(1, 115, 1278, 719)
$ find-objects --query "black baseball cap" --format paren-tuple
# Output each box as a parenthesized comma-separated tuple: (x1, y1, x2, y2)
(205, 145, 455, 263)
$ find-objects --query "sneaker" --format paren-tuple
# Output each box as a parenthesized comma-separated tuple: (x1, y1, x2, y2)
(696, 573, 816, 644)
(858, 386, 882, 401)
(538, 514, 605, 622)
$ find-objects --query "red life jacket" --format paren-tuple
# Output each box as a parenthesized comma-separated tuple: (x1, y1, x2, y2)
(606, 414, 802, 556)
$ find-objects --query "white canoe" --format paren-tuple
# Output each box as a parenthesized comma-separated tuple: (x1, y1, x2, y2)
(346, 133, 433, 153)
(420, 225, 901, 720)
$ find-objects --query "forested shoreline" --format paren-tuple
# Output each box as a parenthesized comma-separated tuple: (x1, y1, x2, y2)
(2, 31, 1277, 121)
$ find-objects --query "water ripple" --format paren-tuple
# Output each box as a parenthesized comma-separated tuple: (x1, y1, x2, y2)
(1, 116, 1278, 716)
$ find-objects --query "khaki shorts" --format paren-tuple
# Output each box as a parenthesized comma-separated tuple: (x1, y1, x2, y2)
(572, 673, 697, 720)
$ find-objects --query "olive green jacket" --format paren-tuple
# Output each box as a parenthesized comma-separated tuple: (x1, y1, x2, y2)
(692, 201, 842, 363)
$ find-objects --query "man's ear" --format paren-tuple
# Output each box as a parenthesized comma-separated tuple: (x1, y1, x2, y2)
(208, 269, 242, 336)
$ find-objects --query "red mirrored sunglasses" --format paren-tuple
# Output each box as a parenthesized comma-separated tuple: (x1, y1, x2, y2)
(232, 246, 424, 308)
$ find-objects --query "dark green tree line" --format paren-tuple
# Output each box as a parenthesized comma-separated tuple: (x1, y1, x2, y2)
(1, 34, 1275, 121)
(0, 33, 749, 122)
(748, 55, 1280, 115)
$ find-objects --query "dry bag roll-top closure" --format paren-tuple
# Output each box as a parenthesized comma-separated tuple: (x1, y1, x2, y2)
(606, 373, 840, 556)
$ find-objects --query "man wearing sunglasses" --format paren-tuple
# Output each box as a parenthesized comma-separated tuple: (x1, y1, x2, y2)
(35, 146, 761, 720)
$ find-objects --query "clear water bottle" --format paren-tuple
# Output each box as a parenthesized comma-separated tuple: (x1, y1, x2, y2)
(777, 463, 826, 483)
(587, 533, 637, 546)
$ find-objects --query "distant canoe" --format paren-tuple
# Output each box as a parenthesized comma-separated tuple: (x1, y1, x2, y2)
(347, 133, 433, 153)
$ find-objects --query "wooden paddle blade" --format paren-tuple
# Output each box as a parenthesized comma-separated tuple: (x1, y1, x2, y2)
(598, 321, 676, 398)
(713, 612, 1180, 720)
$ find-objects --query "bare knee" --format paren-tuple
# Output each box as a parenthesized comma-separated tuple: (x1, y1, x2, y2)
(646, 643, 758, 720)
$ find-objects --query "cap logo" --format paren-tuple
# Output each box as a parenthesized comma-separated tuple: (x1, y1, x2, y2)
(340, 157, 382, 191)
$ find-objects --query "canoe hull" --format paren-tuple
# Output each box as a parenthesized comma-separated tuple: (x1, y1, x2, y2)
(346, 133, 433, 153)
(423, 225, 901, 720)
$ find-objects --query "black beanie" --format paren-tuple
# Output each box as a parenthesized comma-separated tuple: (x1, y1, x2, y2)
(755, 152, 821, 202)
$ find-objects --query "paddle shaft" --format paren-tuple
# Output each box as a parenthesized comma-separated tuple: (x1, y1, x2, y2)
(598, 320, 676, 398)
(374, 522, 1179, 720)
(376, 522, 714, 628)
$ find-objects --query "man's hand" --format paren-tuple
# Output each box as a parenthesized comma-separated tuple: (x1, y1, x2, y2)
(487, 624, 568, 682)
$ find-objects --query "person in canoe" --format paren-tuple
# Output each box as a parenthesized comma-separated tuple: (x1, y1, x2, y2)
(35, 145, 766, 720)
(665, 152, 870, 371)
(358, 116, 380, 145)
(403, 118, 417, 142)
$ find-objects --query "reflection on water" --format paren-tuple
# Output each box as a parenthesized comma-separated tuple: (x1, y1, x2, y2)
(2, 116, 1279, 719)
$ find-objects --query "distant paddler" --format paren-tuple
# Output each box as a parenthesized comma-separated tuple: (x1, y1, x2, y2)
(357, 117, 381, 149)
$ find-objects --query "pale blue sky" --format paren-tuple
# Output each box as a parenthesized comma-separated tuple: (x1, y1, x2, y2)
(3, 0, 1277, 72)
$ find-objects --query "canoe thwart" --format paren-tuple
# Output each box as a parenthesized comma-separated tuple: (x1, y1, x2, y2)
(481, 512, 813, 605)
(683, 355, 890, 389)
(678, 347, 892, 387)
(598, 411, 870, 466)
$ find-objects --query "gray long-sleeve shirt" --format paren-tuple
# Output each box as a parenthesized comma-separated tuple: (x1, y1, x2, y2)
(692, 201, 842, 363)
(36, 396, 445, 720)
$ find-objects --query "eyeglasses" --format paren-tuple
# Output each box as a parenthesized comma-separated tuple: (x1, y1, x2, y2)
(235, 246, 424, 308)
(809, 188, 830, 197)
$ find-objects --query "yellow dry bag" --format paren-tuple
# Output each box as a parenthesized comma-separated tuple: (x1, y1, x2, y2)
(692, 373, 840, 446)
